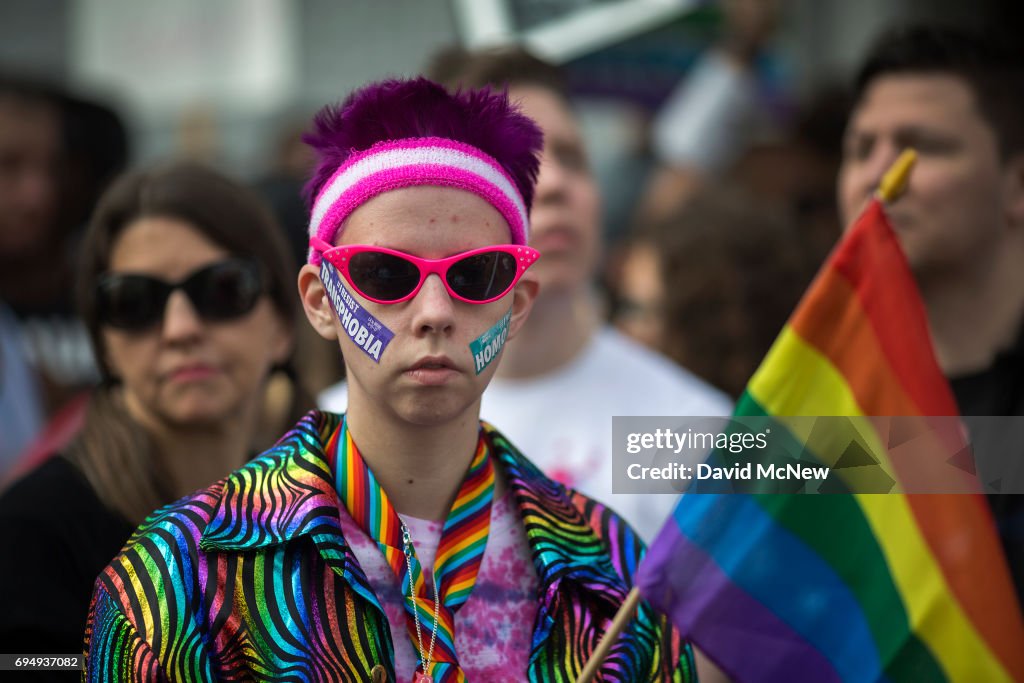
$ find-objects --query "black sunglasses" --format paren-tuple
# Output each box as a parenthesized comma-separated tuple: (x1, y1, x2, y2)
(96, 259, 265, 331)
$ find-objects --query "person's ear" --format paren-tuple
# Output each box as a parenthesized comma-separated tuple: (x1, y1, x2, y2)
(507, 274, 539, 340)
(269, 311, 294, 366)
(297, 264, 338, 341)
(1004, 153, 1024, 229)
(97, 333, 121, 381)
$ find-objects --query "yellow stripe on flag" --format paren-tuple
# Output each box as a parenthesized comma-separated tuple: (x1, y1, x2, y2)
(748, 327, 897, 487)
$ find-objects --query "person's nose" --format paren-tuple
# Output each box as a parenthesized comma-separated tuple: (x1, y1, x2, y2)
(842, 138, 904, 226)
(161, 289, 204, 344)
(15, 163, 55, 213)
(861, 140, 903, 200)
(408, 274, 456, 336)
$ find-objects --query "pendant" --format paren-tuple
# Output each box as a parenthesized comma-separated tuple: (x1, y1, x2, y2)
(413, 673, 433, 683)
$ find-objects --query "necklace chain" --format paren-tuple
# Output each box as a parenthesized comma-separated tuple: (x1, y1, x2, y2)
(402, 522, 440, 675)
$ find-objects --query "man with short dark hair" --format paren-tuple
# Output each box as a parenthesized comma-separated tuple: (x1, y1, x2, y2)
(838, 24, 1024, 604)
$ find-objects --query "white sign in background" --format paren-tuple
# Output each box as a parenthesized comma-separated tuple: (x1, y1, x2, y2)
(69, 0, 298, 116)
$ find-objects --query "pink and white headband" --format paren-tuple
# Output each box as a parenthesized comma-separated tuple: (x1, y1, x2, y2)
(307, 137, 529, 264)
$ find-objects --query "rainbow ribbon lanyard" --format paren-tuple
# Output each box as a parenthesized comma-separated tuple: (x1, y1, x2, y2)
(329, 417, 495, 683)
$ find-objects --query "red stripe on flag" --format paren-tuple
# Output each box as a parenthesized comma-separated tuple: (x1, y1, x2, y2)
(831, 200, 959, 416)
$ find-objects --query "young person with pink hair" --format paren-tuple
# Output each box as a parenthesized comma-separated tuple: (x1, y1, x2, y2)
(84, 78, 695, 682)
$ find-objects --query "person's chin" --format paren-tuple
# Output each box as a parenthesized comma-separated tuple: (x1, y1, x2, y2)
(164, 405, 229, 429)
(395, 392, 476, 427)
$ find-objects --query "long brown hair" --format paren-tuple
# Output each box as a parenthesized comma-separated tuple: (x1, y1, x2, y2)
(67, 161, 310, 524)
(624, 187, 809, 399)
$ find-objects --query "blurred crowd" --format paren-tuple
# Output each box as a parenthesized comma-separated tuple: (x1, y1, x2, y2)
(1, 0, 1022, 669)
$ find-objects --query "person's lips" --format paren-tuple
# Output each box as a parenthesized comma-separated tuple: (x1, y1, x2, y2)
(885, 209, 914, 232)
(404, 355, 460, 386)
(166, 364, 220, 383)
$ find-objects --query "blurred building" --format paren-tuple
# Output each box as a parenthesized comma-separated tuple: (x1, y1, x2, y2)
(1, 0, 1015, 185)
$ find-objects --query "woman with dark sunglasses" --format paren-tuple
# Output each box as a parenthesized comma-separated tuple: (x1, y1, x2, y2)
(83, 79, 696, 682)
(0, 161, 310, 664)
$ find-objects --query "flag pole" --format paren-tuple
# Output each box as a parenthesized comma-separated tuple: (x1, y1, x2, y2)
(877, 149, 916, 203)
(577, 587, 642, 683)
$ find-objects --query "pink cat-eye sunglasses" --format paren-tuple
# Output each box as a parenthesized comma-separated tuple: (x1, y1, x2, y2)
(311, 236, 539, 305)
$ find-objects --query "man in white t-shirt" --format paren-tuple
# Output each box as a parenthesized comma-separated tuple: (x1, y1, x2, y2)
(321, 49, 730, 541)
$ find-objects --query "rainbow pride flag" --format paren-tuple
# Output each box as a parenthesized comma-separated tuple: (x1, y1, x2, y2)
(636, 180, 1024, 681)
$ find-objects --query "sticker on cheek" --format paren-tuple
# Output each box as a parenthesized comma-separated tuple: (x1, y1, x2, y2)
(469, 308, 512, 375)
(320, 260, 394, 363)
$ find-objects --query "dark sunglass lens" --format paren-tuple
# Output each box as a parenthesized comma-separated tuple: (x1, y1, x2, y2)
(348, 252, 421, 301)
(186, 261, 263, 320)
(97, 276, 168, 330)
(447, 252, 517, 301)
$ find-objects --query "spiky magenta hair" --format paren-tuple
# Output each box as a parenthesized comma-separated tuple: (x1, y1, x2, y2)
(303, 77, 542, 212)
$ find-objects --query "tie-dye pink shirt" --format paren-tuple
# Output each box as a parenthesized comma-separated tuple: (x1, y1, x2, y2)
(339, 490, 538, 681)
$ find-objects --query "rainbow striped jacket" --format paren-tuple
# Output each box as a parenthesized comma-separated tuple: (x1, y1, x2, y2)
(84, 411, 695, 682)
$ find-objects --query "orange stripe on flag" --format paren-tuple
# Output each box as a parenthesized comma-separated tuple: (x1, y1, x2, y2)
(790, 267, 918, 416)
(904, 494, 1024, 679)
